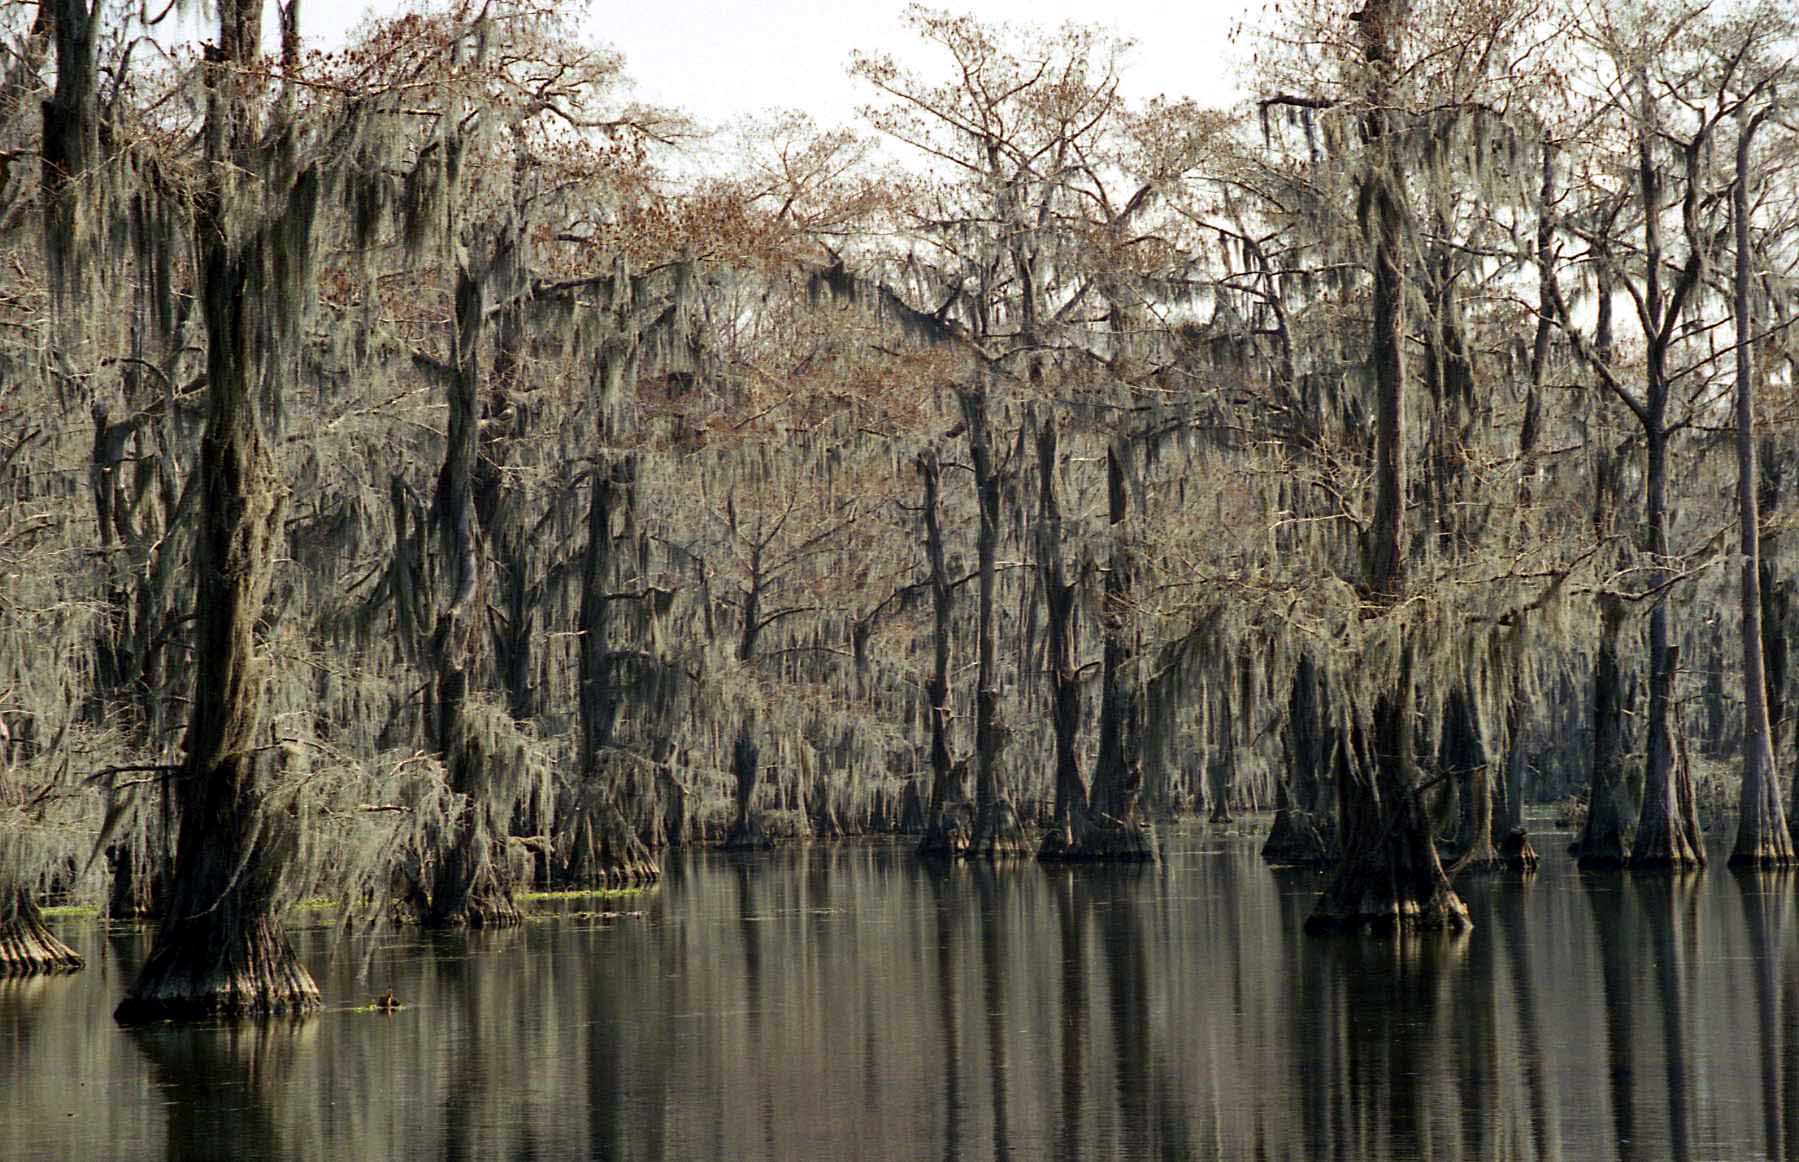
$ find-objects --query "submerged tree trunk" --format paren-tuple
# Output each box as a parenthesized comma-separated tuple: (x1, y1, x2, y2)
(1728, 108, 1793, 868)
(116, 0, 318, 1021)
(1445, 682, 1501, 877)
(1308, 648, 1469, 934)
(1626, 81, 1704, 871)
(1578, 595, 1633, 867)
(568, 282, 660, 884)
(1630, 428, 1702, 869)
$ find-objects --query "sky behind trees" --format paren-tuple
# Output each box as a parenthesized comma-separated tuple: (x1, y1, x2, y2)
(302, 0, 1254, 124)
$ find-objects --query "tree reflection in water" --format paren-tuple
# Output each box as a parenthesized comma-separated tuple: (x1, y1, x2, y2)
(8, 835, 1799, 1160)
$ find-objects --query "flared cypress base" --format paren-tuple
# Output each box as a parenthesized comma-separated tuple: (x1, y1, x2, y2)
(1037, 816, 1157, 863)
(0, 893, 83, 976)
(115, 915, 317, 1022)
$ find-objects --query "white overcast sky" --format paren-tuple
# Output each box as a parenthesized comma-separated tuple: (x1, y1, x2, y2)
(297, 1, 1259, 128)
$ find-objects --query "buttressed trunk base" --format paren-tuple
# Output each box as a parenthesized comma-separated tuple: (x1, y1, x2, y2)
(0, 888, 83, 975)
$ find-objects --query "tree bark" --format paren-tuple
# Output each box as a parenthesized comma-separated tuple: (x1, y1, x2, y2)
(0, 887, 82, 974)
(116, 0, 318, 1020)
(575, 448, 660, 884)
(917, 448, 968, 857)
(424, 258, 521, 927)
(723, 719, 772, 850)
(1263, 654, 1334, 865)
(1627, 82, 1704, 869)
(1728, 108, 1793, 868)
(1308, 0, 1466, 934)
(962, 385, 1029, 858)
(1577, 595, 1633, 868)
(1034, 420, 1089, 859)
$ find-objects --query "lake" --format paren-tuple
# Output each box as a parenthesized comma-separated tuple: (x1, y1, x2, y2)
(2, 825, 1794, 1160)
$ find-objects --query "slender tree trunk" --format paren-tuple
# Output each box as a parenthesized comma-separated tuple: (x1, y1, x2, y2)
(424, 261, 522, 927)
(116, 0, 319, 1021)
(1494, 142, 1558, 859)
(1631, 425, 1703, 868)
(1728, 109, 1792, 867)
(1034, 420, 1089, 860)
(917, 448, 967, 856)
(962, 386, 1028, 858)
(1628, 82, 1703, 869)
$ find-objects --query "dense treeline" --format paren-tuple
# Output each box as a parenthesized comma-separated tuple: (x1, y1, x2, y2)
(0, 0, 1795, 1013)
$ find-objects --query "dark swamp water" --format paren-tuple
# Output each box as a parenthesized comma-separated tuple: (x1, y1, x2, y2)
(6, 827, 1799, 1161)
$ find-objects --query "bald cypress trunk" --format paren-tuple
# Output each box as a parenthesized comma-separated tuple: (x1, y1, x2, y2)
(1578, 595, 1632, 868)
(574, 449, 660, 884)
(1060, 444, 1155, 862)
(917, 448, 968, 857)
(1264, 654, 1334, 865)
(962, 386, 1029, 859)
(1308, 0, 1466, 933)
(116, 0, 318, 1019)
(40, 0, 97, 331)
(1626, 82, 1704, 870)
(0, 886, 81, 975)
(424, 264, 522, 928)
(1728, 109, 1793, 868)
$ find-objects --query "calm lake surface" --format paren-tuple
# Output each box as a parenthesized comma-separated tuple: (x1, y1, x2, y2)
(4, 825, 1796, 1161)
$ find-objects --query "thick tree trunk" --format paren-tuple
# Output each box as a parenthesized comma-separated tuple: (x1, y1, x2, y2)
(1445, 683, 1502, 876)
(40, 0, 98, 331)
(1049, 445, 1155, 862)
(117, 0, 318, 1020)
(1728, 110, 1793, 868)
(723, 719, 772, 850)
(1578, 596, 1632, 867)
(1308, 650, 1469, 934)
(575, 447, 660, 885)
(0, 887, 82, 974)
(1308, 1, 1465, 932)
(1264, 654, 1335, 865)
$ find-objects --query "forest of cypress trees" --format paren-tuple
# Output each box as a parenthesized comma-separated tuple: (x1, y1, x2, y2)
(0, 0, 1794, 1012)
